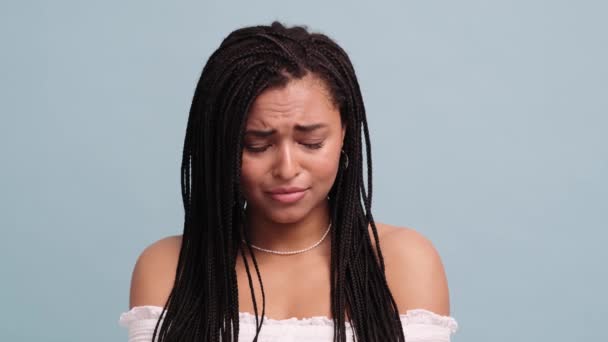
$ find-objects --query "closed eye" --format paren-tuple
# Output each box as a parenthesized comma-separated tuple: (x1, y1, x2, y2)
(245, 145, 271, 153)
(244, 142, 324, 153)
(302, 142, 324, 149)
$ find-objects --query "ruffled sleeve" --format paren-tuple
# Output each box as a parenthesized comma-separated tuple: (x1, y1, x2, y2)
(119, 305, 164, 342)
(400, 309, 459, 342)
(119, 306, 458, 342)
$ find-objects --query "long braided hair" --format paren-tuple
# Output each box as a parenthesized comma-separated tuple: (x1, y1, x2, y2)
(152, 21, 406, 342)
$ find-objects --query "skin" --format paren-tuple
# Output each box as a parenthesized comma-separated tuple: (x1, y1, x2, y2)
(239, 73, 344, 258)
(129, 73, 451, 321)
(236, 74, 343, 318)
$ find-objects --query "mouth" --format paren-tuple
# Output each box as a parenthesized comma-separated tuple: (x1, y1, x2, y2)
(266, 188, 308, 204)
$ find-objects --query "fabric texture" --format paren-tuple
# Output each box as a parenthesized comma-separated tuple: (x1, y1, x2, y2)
(119, 305, 459, 341)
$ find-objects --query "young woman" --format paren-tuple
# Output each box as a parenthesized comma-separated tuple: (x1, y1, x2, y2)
(119, 21, 459, 341)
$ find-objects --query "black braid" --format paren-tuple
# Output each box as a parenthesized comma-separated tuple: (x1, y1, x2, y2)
(151, 21, 406, 342)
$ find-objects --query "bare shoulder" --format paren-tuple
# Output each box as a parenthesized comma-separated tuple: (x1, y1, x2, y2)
(371, 222, 451, 316)
(129, 234, 183, 309)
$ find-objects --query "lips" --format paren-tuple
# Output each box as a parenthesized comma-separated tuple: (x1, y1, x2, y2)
(267, 187, 309, 204)
(268, 187, 308, 194)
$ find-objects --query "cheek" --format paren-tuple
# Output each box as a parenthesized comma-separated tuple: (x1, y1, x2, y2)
(240, 158, 260, 199)
(239, 146, 341, 194)
(309, 149, 341, 185)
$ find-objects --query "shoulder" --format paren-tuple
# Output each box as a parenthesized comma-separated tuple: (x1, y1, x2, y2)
(129, 234, 183, 309)
(371, 222, 451, 316)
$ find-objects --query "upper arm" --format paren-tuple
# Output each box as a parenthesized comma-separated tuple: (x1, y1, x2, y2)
(129, 235, 182, 309)
(381, 227, 451, 316)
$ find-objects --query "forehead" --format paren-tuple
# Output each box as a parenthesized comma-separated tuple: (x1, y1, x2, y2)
(246, 75, 339, 128)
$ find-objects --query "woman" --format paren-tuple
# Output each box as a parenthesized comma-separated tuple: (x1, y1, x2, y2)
(119, 21, 458, 341)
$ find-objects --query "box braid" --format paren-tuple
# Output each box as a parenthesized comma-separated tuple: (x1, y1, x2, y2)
(150, 21, 406, 342)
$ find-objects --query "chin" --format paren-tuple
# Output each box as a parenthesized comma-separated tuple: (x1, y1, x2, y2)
(263, 205, 310, 224)
(270, 211, 307, 224)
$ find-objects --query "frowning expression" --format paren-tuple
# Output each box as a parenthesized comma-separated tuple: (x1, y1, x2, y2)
(240, 74, 346, 223)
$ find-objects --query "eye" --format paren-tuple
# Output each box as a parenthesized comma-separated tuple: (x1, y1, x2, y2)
(301, 142, 324, 150)
(244, 142, 324, 153)
(245, 145, 271, 153)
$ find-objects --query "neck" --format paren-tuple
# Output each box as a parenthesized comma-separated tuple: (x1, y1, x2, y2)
(242, 200, 331, 255)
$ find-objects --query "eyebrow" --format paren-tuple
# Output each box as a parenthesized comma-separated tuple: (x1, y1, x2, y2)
(244, 123, 328, 137)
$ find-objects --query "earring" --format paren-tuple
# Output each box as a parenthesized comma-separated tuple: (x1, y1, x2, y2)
(341, 149, 349, 169)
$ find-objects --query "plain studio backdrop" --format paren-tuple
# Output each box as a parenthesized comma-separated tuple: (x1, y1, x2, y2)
(1, 1, 606, 341)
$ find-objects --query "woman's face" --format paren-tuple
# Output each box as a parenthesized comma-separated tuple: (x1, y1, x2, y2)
(240, 74, 346, 224)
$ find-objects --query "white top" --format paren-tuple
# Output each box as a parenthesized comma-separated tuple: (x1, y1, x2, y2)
(119, 305, 459, 341)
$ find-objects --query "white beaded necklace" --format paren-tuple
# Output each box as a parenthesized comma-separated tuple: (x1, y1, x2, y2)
(242, 222, 332, 255)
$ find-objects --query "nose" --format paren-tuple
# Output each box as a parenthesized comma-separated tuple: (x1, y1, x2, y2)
(273, 143, 300, 179)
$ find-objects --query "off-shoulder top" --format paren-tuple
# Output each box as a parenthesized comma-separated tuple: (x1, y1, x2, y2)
(119, 305, 459, 341)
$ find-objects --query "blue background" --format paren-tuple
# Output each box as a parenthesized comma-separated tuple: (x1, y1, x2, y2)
(1, 1, 606, 341)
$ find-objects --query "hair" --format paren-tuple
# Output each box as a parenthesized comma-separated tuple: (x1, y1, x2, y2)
(152, 21, 406, 342)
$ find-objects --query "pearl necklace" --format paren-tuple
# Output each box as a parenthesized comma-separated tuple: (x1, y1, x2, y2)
(242, 222, 332, 255)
